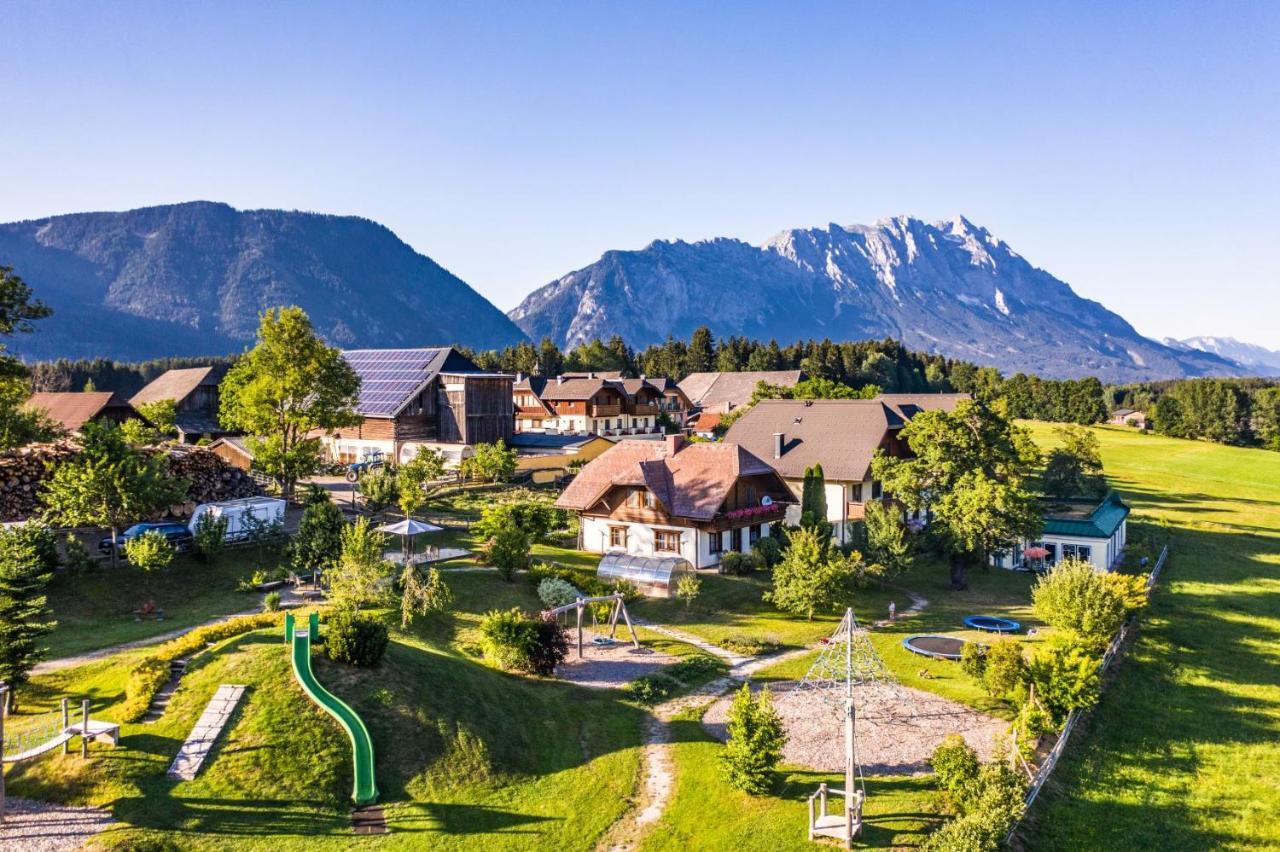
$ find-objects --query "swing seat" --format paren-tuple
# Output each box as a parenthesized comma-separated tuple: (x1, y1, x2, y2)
(811, 813, 862, 842)
(591, 636, 615, 646)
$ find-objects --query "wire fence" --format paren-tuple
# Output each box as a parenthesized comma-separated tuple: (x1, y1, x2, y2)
(1007, 544, 1170, 845)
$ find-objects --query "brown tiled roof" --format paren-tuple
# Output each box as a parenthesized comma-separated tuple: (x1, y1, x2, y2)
(538, 377, 623, 401)
(722, 399, 898, 482)
(679, 370, 805, 411)
(690, 411, 724, 433)
(24, 392, 131, 432)
(555, 437, 784, 521)
(130, 366, 222, 407)
(874, 393, 970, 422)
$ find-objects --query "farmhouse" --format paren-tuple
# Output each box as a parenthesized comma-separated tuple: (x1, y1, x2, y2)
(556, 434, 792, 570)
(513, 374, 667, 437)
(23, 391, 134, 434)
(323, 348, 514, 467)
(993, 492, 1131, 572)
(679, 369, 806, 415)
(1110, 408, 1148, 428)
(130, 365, 231, 443)
(723, 394, 969, 544)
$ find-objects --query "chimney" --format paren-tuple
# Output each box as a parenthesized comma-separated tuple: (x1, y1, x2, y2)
(588, 371, 595, 379)
(665, 434, 686, 455)
(772, 432, 784, 460)
(639, 373, 647, 381)
(556, 375, 564, 385)
(515, 371, 525, 384)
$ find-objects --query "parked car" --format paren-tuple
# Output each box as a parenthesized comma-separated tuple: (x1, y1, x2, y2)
(99, 522, 194, 555)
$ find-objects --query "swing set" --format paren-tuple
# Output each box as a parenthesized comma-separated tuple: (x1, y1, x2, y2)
(543, 592, 640, 659)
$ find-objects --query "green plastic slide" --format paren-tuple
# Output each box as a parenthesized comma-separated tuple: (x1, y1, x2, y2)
(286, 612, 378, 805)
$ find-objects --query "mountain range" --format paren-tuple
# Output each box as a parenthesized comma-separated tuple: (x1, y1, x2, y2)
(1165, 336, 1280, 377)
(510, 216, 1242, 382)
(0, 202, 526, 361)
(0, 202, 1260, 382)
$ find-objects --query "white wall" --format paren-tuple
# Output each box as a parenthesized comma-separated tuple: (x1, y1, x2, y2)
(993, 518, 1128, 572)
(581, 515, 773, 570)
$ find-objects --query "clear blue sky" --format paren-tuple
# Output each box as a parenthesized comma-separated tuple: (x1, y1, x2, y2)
(2, 1, 1277, 347)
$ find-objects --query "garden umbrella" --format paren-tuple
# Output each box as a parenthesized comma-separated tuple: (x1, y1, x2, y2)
(376, 519, 443, 564)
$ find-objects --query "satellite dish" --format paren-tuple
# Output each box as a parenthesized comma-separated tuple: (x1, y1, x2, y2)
(761, 495, 774, 507)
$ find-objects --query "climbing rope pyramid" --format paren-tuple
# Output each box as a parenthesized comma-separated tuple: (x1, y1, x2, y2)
(787, 608, 915, 723)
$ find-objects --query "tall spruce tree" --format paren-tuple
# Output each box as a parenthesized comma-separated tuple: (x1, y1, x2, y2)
(0, 525, 56, 709)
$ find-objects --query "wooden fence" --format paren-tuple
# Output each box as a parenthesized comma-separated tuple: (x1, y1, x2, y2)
(1007, 544, 1170, 844)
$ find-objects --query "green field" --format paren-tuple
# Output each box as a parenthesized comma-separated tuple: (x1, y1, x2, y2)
(1019, 424, 1280, 850)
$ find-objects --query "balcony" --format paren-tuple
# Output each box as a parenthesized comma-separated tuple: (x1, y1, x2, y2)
(630, 403, 659, 416)
(589, 403, 622, 417)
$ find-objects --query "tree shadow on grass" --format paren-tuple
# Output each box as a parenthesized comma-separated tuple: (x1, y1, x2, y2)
(111, 793, 352, 838)
(390, 801, 559, 835)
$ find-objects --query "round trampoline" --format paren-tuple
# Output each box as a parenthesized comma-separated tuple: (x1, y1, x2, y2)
(902, 635, 966, 660)
(963, 615, 1021, 634)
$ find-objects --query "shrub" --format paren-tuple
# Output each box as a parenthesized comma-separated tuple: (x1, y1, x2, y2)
(1102, 571, 1149, 614)
(262, 591, 281, 612)
(124, 530, 175, 573)
(751, 535, 783, 568)
(479, 607, 538, 671)
(666, 654, 721, 683)
(328, 517, 391, 611)
(537, 577, 580, 609)
(764, 527, 864, 619)
(960, 641, 988, 680)
(626, 672, 681, 705)
(325, 611, 389, 667)
(193, 512, 229, 563)
(720, 634, 782, 656)
(930, 734, 980, 807)
(1031, 558, 1126, 650)
(1013, 699, 1055, 760)
(486, 524, 530, 582)
(720, 683, 786, 795)
(863, 498, 912, 576)
(981, 638, 1029, 699)
(719, 550, 763, 576)
(399, 565, 454, 628)
(1027, 639, 1102, 723)
(474, 500, 567, 544)
(358, 467, 399, 514)
(609, 578, 642, 602)
(675, 573, 702, 609)
(61, 535, 94, 574)
(528, 616, 569, 675)
(290, 497, 344, 574)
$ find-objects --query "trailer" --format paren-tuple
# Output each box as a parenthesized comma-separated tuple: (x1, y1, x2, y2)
(188, 496, 286, 541)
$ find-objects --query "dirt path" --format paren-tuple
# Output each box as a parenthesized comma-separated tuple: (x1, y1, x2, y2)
(600, 588, 930, 851)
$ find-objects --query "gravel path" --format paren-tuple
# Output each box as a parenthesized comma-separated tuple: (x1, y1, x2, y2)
(0, 798, 114, 851)
(557, 642, 682, 690)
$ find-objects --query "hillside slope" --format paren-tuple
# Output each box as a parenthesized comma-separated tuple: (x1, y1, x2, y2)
(0, 202, 528, 360)
(510, 216, 1240, 382)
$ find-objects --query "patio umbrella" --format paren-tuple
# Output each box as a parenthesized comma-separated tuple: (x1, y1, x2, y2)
(1023, 546, 1050, 559)
(376, 519, 443, 564)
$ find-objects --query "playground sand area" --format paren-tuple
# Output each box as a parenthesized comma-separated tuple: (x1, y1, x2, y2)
(557, 640, 682, 690)
(0, 798, 115, 851)
(701, 680, 1006, 775)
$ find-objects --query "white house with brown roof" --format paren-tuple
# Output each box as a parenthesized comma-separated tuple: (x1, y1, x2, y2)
(513, 374, 668, 437)
(722, 394, 969, 544)
(555, 434, 793, 570)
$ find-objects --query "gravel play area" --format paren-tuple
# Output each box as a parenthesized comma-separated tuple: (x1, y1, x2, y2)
(702, 680, 1007, 775)
(0, 798, 114, 851)
(557, 640, 681, 690)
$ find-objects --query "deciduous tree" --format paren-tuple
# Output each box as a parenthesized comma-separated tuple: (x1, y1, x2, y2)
(218, 307, 361, 498)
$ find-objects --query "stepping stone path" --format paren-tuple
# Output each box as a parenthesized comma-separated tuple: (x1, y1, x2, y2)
(143, 659, 188, 723)
(166, 684, 247, 781)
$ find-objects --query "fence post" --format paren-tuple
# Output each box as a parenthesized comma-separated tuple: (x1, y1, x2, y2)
(1, 684, 8, 825)
(62, 697, 69, 755)
(81, 699, 90, 759)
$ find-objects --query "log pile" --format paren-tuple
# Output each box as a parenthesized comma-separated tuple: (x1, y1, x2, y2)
(0, 442, 78, 522)
(165, 449, 264, 516)
(0, 443, 263, 522)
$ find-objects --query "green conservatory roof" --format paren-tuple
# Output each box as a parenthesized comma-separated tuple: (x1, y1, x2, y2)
(1042, 492, 1130, 539)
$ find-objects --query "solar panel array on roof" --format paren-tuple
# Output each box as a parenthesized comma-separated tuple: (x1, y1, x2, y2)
(342, 349, 445, 417)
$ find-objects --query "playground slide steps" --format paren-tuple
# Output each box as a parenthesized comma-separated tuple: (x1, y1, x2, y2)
(166, 684, 247, 781)
(143, 659, 188, 724)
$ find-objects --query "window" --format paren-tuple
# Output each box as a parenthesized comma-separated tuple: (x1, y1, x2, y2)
(871, 480, 883, 500)
(850, 483, 864, 503)
(609, 526, 627, 548)
(749, 524, 761, 545)
(731, 527, 743, 552)
(1063, 544, 1092, 563)
(627, 490, 641, 508)
(654, 529, 681, 553)
(708, 530, 723, 554)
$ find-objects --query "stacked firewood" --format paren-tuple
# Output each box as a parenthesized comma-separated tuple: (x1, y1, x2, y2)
(0, 442, 78, 521)
(0, 443, 262, 522)
(164, 449, 263, 516)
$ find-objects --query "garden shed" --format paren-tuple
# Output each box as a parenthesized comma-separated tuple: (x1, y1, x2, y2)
(597, 552, 690, 598)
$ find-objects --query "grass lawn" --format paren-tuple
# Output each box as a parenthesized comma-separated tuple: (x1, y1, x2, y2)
(44, 544, 283, 659)
(1018, 424, 1280, 850)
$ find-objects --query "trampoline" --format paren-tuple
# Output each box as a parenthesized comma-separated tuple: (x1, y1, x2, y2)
(902, 635, 966, 660)
(963, 615, 1021, 634)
